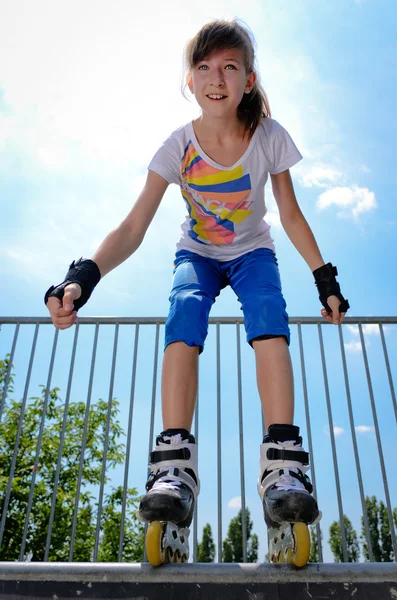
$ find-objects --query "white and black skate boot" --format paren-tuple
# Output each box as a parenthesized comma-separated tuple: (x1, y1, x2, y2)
(258, 424, 321, 566)
(138, 428, 200, 566)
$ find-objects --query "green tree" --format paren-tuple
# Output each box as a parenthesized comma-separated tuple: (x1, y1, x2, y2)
(309, 525, 322, 562)
(379, 500, 394, 562)
(197, 523, 215, 562)
(0, 355, 144, 561)
(329, 515, 359, 562)
(361, 496, 395, 562)
(361, 496, 382, 562)
(98, 486, 144, 562)
(222, 508, 258, 563)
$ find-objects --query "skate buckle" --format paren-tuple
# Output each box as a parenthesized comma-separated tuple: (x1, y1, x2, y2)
(266, 447, 309, 465)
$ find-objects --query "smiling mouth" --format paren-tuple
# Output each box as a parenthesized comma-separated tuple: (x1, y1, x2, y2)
(207, 94, 227, 100)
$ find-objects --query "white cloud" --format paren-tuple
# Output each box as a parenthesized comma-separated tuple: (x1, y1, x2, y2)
(300, 165, 344, 188)
(360, 164, 371, 174)
(355, 425, 375, 434)
(228, 496, 242, 509)
(317, 185, 377, 219)
(265, 211, 282, 229)
(344, 340, 367, 353)
(347, 324, 381, 336)
(333, 426, 345, 437)
(0, 0, 369, 288)
(323, 426, 345, 437)
(0, 172, 181, 287)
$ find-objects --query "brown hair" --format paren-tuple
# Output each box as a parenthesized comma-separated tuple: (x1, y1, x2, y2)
(182, 19, 271, 139)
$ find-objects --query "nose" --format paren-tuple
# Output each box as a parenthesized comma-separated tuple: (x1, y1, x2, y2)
(210, 66, 225, 87)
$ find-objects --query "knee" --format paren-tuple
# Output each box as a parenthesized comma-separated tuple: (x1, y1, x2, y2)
(169, 289, 212, 320)
(165, 289, 212, 351)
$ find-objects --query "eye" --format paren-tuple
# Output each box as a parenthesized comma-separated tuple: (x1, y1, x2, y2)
(225, 64, 237, 70)
(198, 64, 208, 70)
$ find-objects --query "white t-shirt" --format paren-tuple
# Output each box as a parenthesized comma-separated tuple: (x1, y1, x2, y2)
(148, 117, 302, 261)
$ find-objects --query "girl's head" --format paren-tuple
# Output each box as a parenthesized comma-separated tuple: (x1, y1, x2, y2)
(183, 19, 270, 139)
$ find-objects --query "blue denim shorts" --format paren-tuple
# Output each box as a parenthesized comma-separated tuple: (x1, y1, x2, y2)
(164, 248, 290, 352)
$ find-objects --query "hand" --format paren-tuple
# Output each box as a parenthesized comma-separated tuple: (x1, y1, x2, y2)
(320, 295, 346, 325)
(46, 283, 82, 330)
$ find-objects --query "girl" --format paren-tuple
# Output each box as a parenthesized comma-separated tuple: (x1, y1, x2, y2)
(45, 19, 349, 566)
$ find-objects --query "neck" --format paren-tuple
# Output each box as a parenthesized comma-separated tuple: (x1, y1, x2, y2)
(194, 114, 246, 142)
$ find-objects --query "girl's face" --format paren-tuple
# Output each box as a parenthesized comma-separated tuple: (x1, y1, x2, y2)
(188, 47, 256, 119)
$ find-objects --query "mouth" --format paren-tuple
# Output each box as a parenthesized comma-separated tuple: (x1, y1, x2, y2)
(206, 94, 228, 101)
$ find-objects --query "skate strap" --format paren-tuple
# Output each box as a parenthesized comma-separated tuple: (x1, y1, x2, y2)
(147, 467, 200, 499)
(261, 468, 313, 493)
(289, 470, 313, 493)
(150, 448, 191, 463)
(266, 448, 309, 465)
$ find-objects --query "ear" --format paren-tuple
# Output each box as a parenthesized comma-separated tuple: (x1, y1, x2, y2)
(244, 71, 257, 94)
(187, 73, 194, 94)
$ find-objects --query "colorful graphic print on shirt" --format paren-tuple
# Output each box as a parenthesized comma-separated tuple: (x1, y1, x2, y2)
(180, 140, 253, 245)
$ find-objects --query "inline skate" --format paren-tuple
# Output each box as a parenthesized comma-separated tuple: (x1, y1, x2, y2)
(258, 424, 321, 567)
(138, 428, 199, 566)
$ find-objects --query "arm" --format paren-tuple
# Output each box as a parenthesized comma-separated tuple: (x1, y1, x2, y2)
(45, 170, 169, 326)
(271, 169, 348, 324)
(92, 170, 169, 277)
(270, 169, 325, 271)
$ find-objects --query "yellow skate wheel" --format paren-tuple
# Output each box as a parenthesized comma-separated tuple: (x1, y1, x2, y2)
(146, 521, 166, 567)
(285, 547, 294, 563)
(291, 522, 310, 567)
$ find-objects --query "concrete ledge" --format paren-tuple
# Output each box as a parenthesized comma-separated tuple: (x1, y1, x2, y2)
(1, 562, 397, 582)
(1, 562, 396, 600)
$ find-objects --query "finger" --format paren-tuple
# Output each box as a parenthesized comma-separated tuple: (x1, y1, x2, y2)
(53, 313, 78, 329)
(47, 297, 76, 321)
(46, 296, 61, 311)
(63, 284, 82, 312)
(55, 303, 77, 317)
(321, 309, 333, 324)
(327, 302, 342, 324)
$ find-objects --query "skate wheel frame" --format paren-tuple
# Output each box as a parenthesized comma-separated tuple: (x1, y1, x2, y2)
(268, 522, 310, 567)
(146, 521, 190, 567)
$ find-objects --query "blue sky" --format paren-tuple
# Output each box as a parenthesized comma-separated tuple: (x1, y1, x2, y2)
(0, 0, 396, 563)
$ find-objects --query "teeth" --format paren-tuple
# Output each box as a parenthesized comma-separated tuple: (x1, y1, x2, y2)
(208, 95, 225, 99)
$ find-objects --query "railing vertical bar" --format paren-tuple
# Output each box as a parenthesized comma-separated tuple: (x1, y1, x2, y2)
(148, 324, 160, 457)
(0, 323, 20, 423)
(379, 324, 397, 426)
(236, 324, 247, 562)
(93, 323, 120, 561)
(216, 323, 222, 564)
(69, 323, 99, 561)
(19, 327, 59, 560)
(0, 324, 39, 549)
(338, 325, 373, 561)
(45, 323, 80, 561)
(118, 324, 140, 562)
(358, 324, 397, 560)
(297, 324, 323, 562)
(317, 324, 348, 562)
(193, 383, 199, 563)
(143, 323, 160, 563)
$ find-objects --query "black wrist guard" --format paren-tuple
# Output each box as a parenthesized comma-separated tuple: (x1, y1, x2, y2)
(44, 258, 101, 312)
(313, 263, 350, 314)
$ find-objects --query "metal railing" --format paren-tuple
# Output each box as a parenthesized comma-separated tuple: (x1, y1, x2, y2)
(0, 316, 396, 563)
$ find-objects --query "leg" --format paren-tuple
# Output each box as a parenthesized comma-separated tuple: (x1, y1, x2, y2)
(227, 249, 319, 567)
(140, 251, 224, 566)
(161, 342, 199, 431)
(227, 248, 291, 432)
(162, 250, 225, 431)
(251, 336, 294, 430)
